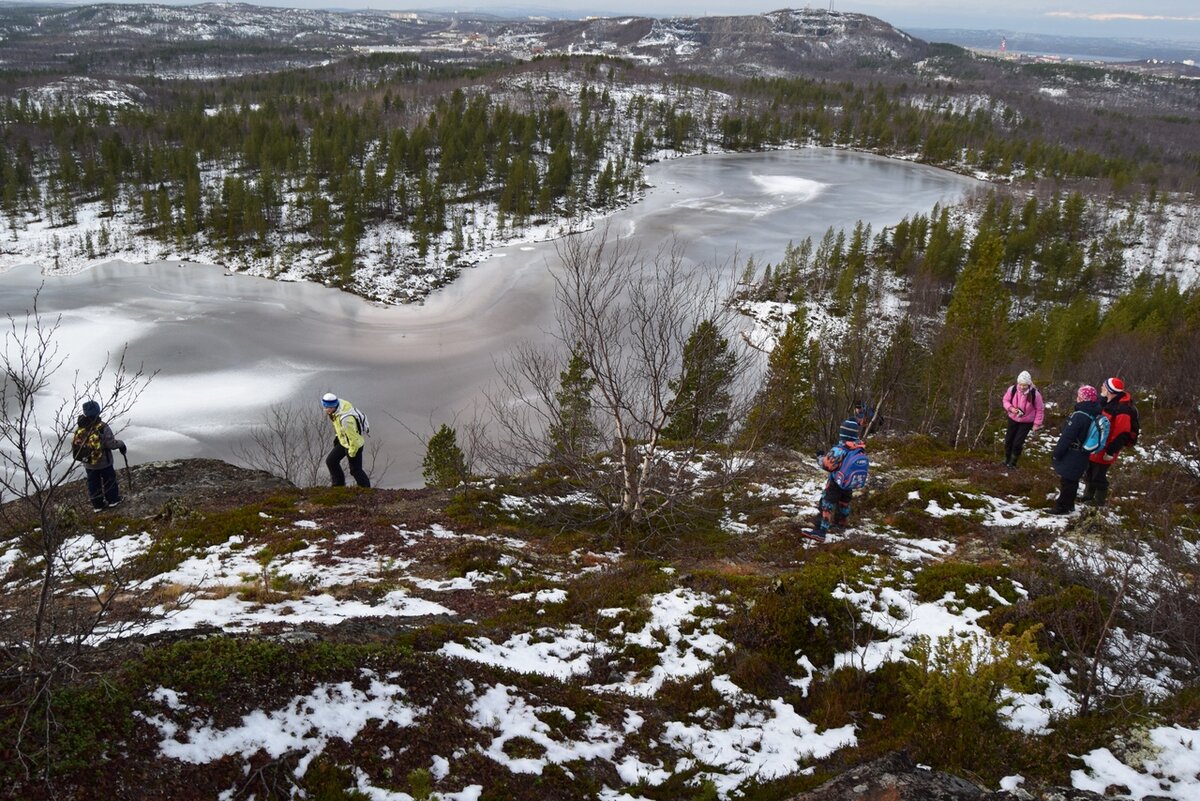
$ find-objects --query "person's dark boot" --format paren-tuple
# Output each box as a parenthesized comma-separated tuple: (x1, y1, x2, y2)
(1080, 484, 1095, 502)
(1090, 487, 1108, 507)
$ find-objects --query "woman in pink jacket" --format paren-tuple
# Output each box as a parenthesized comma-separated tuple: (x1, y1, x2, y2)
(1001, 370, 1044, 467)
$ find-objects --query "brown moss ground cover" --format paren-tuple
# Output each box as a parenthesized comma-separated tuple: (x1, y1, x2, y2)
(0, 430, 1197, 800)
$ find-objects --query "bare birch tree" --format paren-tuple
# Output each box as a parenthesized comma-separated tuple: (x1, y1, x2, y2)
(0, 292, 154, 781)
(483, 231, 756, 530)
(233, 402, 329, 487)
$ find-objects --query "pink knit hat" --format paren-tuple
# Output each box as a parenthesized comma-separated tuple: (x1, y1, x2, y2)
(1077, 385, 1098, 403)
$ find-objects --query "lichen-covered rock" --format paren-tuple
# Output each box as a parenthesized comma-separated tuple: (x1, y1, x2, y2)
(790, 752, 1110, 801)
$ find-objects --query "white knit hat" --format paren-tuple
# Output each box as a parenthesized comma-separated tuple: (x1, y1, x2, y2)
(1017, 370, 1032, 385)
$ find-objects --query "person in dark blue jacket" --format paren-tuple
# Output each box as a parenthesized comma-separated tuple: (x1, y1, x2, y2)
(1049, 385, 1101, 515)
(73, 400, 126, 511)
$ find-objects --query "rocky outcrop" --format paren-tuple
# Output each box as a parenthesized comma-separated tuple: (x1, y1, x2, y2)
(56, 458, 294, 518)
(790, 752, 1107, 801)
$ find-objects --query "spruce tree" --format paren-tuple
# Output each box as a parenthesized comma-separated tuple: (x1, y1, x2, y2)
(548, 347, 598, 464)
(663, 320, 736, 444)
(935, 230, 1011, 446)
(743, 308, 815, 449)
(1038, 297, 1100, 379)
(422, 424, 467, 489)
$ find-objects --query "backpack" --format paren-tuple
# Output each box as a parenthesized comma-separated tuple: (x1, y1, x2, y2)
(834, 447, 869, 490)
(343, 408, 369, 437)
(1080, 412, 1111, 454)
(71, 422, 105, 465)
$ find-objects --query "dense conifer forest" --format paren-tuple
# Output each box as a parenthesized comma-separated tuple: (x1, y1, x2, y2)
(1, 46, 1197, 297)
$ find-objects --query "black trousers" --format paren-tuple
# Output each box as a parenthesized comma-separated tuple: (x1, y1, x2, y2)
(1004, 421, 1034, 464)
(1055, 477, 1080, 513)
(85, 465, 121, 509)
(1083, 460, 1111, 491)
(326, 440, 370, 487)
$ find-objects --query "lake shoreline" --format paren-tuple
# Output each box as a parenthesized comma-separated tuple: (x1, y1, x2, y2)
(0, 145, 986, 307)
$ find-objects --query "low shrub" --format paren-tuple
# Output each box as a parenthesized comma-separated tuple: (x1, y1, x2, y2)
(442, 540, 506, 578)
(896, 626, 1044, 776)
(722, 551, 876, 671)
(864, 477, 989, 514)
(913, 561, 1019, 609)
(984, 584, 1107, 670)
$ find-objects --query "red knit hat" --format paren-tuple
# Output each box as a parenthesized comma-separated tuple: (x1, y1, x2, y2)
(1104, 377, 1125, 395)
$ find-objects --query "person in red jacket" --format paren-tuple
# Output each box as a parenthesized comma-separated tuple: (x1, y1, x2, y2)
(1081, 377, 1139, 507)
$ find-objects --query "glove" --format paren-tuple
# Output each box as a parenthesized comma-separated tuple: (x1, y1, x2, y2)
(815, 450, 825, 459)
(119, 445, 127, 455)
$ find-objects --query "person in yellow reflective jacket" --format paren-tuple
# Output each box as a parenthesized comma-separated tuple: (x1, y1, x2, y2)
(321, 392, 370, 487)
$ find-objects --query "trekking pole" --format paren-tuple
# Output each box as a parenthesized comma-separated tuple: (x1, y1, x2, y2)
(121, 450, 133, 493)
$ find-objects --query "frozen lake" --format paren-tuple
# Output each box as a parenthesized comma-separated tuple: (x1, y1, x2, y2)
(0, 149, 981, 487)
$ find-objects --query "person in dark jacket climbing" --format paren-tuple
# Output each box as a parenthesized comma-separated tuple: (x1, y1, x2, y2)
(72, 399, 126, 511)
(1080, 377, 1139, 507)
(1049, 385, 1101, 515)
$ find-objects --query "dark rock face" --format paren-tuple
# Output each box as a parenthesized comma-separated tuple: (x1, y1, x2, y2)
(792, 752, 984, 801)
(790, 752, 1108, 801)
(65, 458, 293, 518)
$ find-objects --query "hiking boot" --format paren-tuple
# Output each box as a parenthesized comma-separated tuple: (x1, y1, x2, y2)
(1083, 488, 1107, 507)
(800, 529, 827, 544)
(106, 499, 122, 509)
(92, 505, 107, 512)
(1079, 485, 1095, 502)
(1048, 506, 1074, 516)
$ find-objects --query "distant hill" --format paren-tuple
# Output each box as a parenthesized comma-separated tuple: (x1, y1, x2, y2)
(0, 3, 929, 77)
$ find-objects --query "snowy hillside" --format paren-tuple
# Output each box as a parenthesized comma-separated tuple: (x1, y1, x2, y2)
(2, 432, 1197, 799)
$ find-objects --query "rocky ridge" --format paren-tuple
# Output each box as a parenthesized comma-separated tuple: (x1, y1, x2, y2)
(0, 4, 927, 77)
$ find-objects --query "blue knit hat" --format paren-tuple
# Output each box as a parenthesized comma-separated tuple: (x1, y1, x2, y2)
(82, 400, 100, 417)
(321, 393, 339, 409)
(838, 418, 860, 442)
